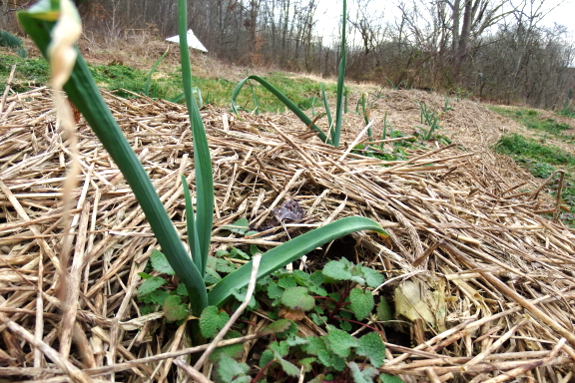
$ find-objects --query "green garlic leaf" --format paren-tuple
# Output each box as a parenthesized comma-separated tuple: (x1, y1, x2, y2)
(163, 295, 188, 322)
(150, 249, 175, 275)
(138, 276, 166, 297)
(377, 299, 393, 322)
(349, 288, 374, 321)
(281, 286, 315, 311)
(349, 362, 379, 383)
(213, 354, 250, 383)
(361, 266, 384, 287)
(380, 374, 406, 383)
(357, 332, 386, 368)
(326, 327, 358, 358)
(200, 306, 230, 338)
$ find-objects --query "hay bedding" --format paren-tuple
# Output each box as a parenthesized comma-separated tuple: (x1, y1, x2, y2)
(0, 85, 574, 383)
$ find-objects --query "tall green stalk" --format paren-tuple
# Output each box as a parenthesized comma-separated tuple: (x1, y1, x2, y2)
(18, 0, 208, 316)
(331, 0, 347, 147)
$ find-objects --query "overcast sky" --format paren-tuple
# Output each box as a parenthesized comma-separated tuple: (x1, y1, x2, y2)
(315, 0, 575, 44)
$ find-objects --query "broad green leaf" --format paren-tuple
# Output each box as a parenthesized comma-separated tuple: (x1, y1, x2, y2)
(209, 330, 244, 363)
(277, 354, 300, 377)
(259, 349, 274, 368)
(362, 266, 384, 288)
(261, 319, 293, 335)
(326, 327, 357, 358)
(349, 362, 379, 383)
(266, 282, 284, 300)
(138, 276, 166, 297)
(231, 75, 328, 143)
(278, 275, 297, 289)
(222, 217, 250, 235)
(213, 354, 250, 383)
(357, 332, 386, 368)
(147, 289, 169, 305)
(209, 217, 386, 308)
(380, 374, 406, 383)
(199, 306, 230, 338)
(163, 295, 188, 322)
(349, 288, 374, 321)
(323, 259, 353, 281)
(216, 258, 237, 273)
(281, 287, 315, 311)
(150, 249, 175, 275)
(230, 247, 250, 260)
(377, 299, 393, 322)
(205, 267, 222, 284)
(176, 283, 188, 296)
(299, 357, 317, 373)
(270, 341, 290, 357)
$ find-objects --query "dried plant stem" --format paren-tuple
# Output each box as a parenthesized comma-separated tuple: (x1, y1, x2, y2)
(0, 312, 94, 383)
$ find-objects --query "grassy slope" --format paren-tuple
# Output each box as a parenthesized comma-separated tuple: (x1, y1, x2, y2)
(489, 106, 575, 225)
(0, 48, 340, 114)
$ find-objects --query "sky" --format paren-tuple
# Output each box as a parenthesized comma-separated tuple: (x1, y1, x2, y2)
(314, 0, 575, 45)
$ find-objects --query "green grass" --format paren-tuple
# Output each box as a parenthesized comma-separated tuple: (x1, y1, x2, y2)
(495, 133, 575, 226)
(489, 106, 571, 135)
(0, 52, 336, 113)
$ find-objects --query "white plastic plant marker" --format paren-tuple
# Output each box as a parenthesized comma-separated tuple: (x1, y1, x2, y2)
(165, 29, 208, 53)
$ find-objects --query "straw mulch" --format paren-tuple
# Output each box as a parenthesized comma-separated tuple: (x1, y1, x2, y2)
(1, 85, 575, 383)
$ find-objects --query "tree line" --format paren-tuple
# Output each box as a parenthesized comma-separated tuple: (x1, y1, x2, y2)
(2, 0, 574, 108)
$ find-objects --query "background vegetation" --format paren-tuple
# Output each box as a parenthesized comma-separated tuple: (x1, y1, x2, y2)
(2, 0, 574, 109)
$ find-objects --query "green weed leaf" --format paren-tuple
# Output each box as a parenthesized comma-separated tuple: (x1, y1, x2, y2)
(150, 249, 175, 275)
(377, 299, 393, 322)
(262, 319, 293, 335)
(210, 331, 244, 363)
(138, 276, 166, 297)
(327, 327, 358, 358)
(259, 349, 274, 368)
(323, 259, 353, 281)
(200, 306, 230, 338)
(147, 289, 169, 305)
(357, 332, 386, 368)
(163, 295, 188, 322)
(213, 354, 250, 383)
(362, 266, 383, 288)
(349, 288, 374, 321)
(223, 217, 250, 235)
(277, 356, 300, 377)
(380, 374, 406, 383)
(349, 362, 379, 383)
(281, 286, 315, 311)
